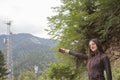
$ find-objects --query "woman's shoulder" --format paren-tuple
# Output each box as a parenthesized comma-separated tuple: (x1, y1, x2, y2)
(101, 53, 109, 60)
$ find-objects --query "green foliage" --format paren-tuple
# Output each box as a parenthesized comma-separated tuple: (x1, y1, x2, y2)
(38, 70, 51, 80)
(18, 71, 36, 80)
(112, 66, 120, 80)
(39, 63, 74, 80)
(38, 62, 87, 80)
(0, 50, 8, 80)
(47, 0, 120, 49)
(47, 63, 74, 80)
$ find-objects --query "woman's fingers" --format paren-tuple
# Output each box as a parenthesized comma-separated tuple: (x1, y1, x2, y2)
(59, 48, 66, 53)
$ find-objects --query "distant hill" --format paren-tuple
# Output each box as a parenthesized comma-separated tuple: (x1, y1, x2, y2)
(0, 33, 58, 77)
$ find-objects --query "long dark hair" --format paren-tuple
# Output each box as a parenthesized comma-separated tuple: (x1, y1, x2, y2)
(89, 38, 104, 57)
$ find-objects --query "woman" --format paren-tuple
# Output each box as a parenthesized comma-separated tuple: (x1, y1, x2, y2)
(59, 39, 112, 80)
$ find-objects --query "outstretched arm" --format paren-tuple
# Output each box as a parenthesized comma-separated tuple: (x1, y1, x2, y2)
(59, 48, 88, 60)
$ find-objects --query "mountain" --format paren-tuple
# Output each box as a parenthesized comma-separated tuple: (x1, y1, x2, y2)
(0, 33, 58, 77)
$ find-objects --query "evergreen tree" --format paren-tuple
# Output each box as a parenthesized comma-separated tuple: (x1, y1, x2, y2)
(47, 0, 120, 50)
(0, 50, 8, 79)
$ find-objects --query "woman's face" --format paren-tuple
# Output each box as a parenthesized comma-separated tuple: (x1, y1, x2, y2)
(89, 41, 97, 52)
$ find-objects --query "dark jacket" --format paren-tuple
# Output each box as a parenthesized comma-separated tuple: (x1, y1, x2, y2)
(69, 51, 112, 80)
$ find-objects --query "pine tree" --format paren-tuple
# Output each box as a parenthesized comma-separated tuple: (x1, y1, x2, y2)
(0, 50, 8, 80)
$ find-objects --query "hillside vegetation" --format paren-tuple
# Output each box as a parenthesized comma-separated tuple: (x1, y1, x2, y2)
(0, 33, 58, 79)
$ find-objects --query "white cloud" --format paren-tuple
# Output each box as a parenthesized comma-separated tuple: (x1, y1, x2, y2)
(0, 0, 61, 38)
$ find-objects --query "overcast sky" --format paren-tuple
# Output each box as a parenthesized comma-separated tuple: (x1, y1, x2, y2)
(0, 0, 61, 38)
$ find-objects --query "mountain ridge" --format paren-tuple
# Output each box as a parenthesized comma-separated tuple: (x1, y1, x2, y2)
(0, 33, 58, 77)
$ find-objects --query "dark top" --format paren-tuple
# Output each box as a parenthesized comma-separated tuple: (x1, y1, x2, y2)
(69, 51, 112, 80)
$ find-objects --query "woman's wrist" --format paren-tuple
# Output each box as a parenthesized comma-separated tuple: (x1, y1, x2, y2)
(65, 49, 70, 53)
(59, 48, 70, 54)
